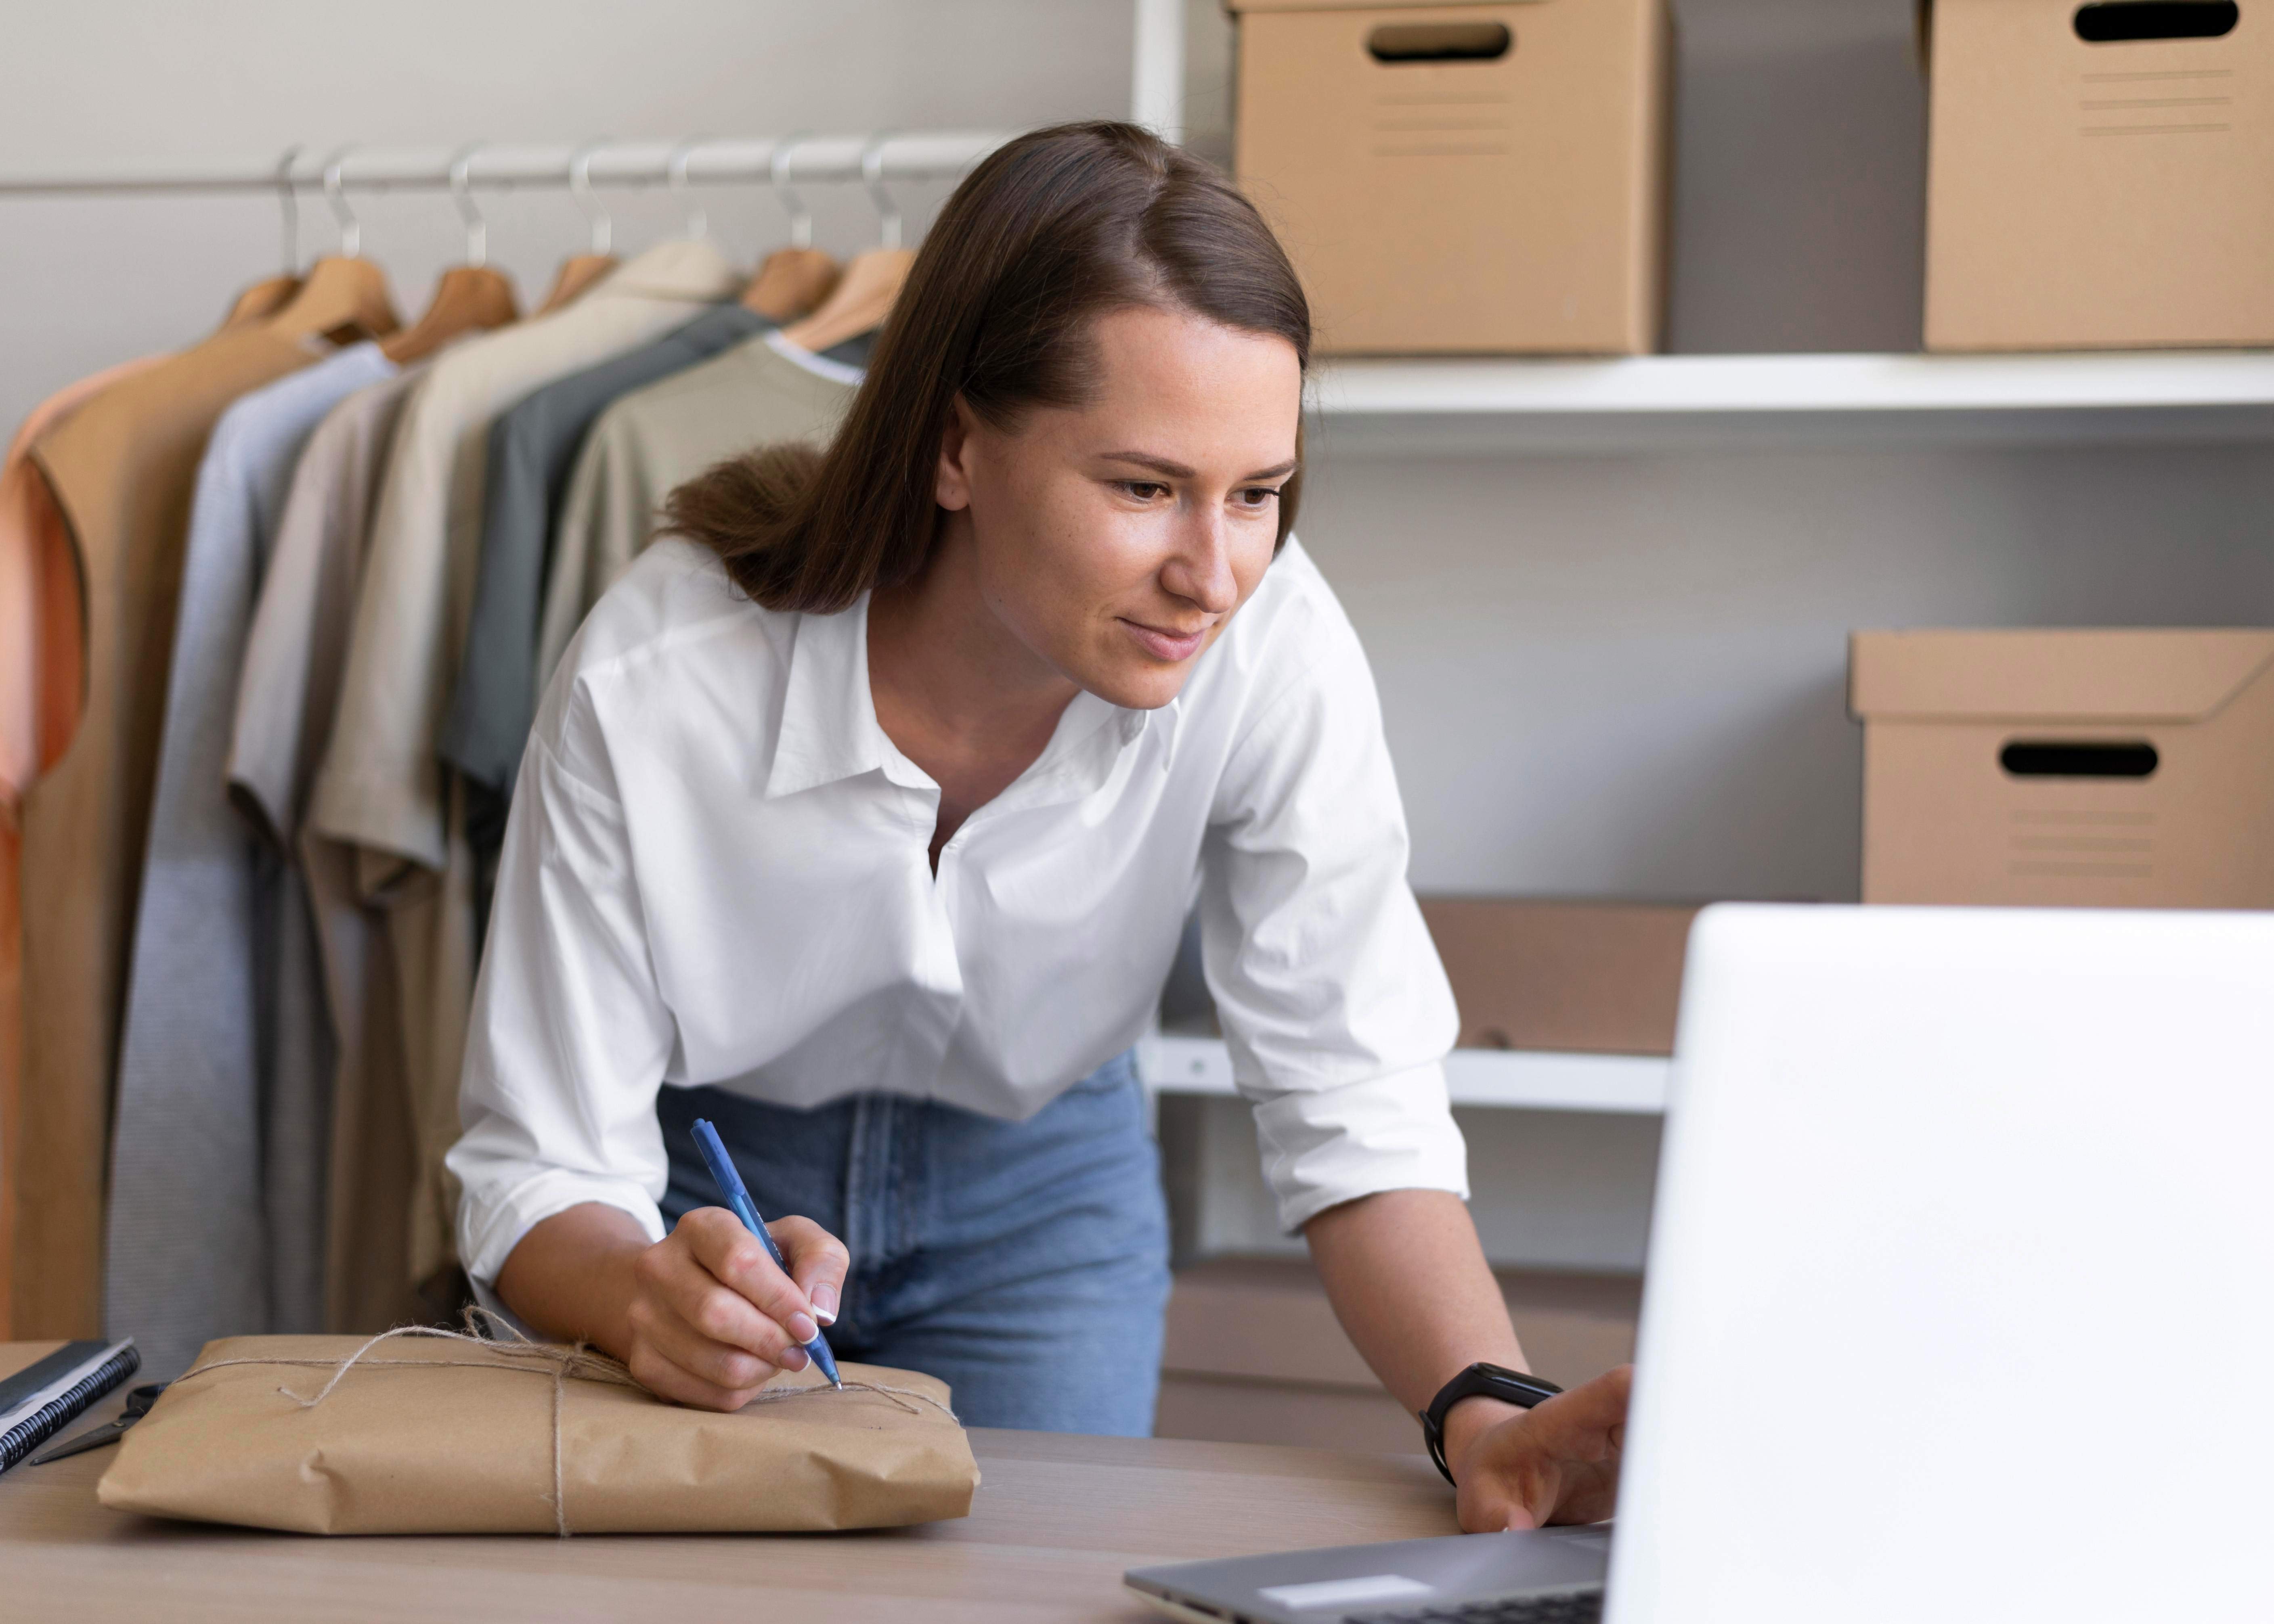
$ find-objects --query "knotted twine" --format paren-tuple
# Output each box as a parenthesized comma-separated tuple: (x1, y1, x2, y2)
(178, 1313, 958, 1537)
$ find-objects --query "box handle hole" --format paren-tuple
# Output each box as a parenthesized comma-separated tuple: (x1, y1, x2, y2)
(1367, 21, 1513, 63)
(1999, 741, 2160, 778)
(2074, 2, 2238, 43)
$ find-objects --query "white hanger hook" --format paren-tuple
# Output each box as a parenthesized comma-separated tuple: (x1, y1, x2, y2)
(320, 143, 361, 260)
(861, 131, 903, 252)
(273, 143, 303, 274)
(569, 138, 614, 257)
(770, 132, 814, 251)
(667, 135, 710, 241)
(449, 141, 490, 267)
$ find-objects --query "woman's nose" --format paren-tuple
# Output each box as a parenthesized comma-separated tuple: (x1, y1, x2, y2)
(1161, 506, 1238, 614)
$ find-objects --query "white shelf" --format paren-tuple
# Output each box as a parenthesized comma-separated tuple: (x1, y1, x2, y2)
(1305, 350, 2274, 455)
(1138, 1034, 1669, 1116)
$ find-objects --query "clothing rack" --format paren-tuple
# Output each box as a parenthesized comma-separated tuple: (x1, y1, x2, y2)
(0, 132, 1012, 200)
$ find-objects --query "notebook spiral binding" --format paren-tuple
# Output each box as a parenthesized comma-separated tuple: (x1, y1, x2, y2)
(0, 1344, 143, 1471)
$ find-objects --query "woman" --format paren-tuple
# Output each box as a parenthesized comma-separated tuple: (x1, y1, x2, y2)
(449, 122, 1627, 1532)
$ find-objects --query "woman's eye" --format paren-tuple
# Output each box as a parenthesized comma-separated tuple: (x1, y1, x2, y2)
(1118, 481, 1170, 502)
(1234, 486, 1281, 509)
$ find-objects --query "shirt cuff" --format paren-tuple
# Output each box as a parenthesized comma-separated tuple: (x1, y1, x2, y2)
(1249, 1060, 1471, 1235)
(457, 1166, 668, 1288)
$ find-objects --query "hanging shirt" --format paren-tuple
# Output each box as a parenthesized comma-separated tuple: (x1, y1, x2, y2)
(20, 321, 315, 1338)
(441, 301, 777, 811)
(228, 365, 430, 1334)
(0, 356, 163, 1337)
(104, 342, 397, 1376)
(309, 239, 740, 1290)
(532, 330, 857, 692)
(449, 536, 1466, 1289)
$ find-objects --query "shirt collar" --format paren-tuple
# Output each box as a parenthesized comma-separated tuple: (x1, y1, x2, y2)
(764, 328, 868, 386)
(763, 594, 1185, 803)
(587, 237, 740, 304)
(765, 595, 890, 798)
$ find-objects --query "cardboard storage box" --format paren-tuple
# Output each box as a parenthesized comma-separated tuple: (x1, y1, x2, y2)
(1851, 629, 2274, 906)
(1229, 0, 1672, 355)
(1924, 0, 2274, 351)
(1417, 897, 1700, 1055)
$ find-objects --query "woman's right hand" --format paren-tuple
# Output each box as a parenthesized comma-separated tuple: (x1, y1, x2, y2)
(619, 1207, 853, 1410)
(494, 1201, 852, 1413)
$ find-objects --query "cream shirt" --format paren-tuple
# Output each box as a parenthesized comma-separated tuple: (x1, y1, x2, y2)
(309, 239, 740, 1286)
(451, 535, 1467, 1287)
(311, 239, 740, 875)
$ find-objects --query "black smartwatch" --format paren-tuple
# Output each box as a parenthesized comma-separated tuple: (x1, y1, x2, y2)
(1420, 1362, 1564, 1485)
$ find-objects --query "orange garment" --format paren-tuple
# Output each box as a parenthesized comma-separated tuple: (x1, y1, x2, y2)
(13, 325, 313, 1338)
(0, 356, 164, 1335)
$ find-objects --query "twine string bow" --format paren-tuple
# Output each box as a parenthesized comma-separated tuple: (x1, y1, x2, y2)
(180, 1312, 957, 1537)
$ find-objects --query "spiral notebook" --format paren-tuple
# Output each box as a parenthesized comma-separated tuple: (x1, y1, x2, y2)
(0, 1339, 140, 1472)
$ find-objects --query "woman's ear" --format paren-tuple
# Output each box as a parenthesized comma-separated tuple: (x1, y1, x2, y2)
(934, 396, 979, 513)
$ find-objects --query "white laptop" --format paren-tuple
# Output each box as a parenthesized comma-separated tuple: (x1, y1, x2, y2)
(1129, 904, 2274, 1624)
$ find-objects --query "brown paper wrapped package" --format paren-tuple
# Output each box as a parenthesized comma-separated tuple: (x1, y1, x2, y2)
(96, 1331, 979, 1534)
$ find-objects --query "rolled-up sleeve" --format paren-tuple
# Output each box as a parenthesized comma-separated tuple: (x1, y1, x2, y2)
(1199, 602, 1467, 1233)
(447, 678, 678, 1287)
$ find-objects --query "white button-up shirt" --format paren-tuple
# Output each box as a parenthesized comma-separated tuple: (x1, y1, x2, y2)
(449, 535, 1466, 1287)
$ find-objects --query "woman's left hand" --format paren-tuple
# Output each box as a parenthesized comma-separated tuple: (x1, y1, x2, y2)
(1448, 1364, 1631, 1533)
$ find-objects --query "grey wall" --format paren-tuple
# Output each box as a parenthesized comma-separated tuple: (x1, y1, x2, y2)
(0, 0, 1134, 432)
(1304, 441, 2274, 904)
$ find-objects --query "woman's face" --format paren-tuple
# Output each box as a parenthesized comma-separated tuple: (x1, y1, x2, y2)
(934, 303, 1303, 712)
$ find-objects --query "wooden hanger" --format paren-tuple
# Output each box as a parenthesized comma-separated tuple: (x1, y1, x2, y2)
(220, 274, 302, 330)
(381, 143, 522, 362)
(267, 255, 401, 346)
(770, 134, 903, 348)
(742, 247, 840, 323)
(535, 252, 616, 315)
(536, 142, 620, 315)
(381, 264, 518, 363)
(778, 248, 910, 354)
(228, 148, 310, 331)
(269, 150, 401, 344)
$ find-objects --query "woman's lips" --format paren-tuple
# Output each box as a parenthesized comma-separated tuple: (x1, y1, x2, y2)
(1121, 617, 1209, 662)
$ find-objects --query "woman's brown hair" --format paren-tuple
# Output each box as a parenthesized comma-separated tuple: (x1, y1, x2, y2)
(662, 120, 1312, 613)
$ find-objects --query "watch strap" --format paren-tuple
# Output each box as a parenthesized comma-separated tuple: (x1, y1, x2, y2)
(1420, 1361, 1565, 1485)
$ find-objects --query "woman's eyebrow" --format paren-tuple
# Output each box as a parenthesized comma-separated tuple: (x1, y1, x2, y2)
(1097, 452, 1301, 481)
(1098, 451, 1197, 478)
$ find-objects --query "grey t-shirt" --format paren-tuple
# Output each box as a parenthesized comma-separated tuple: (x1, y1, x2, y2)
(107, 340, 397, 1375)
(440, 303, 775, 801)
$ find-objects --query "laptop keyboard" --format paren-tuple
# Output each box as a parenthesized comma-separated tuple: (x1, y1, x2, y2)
(1348, 1589, 1604, 1624)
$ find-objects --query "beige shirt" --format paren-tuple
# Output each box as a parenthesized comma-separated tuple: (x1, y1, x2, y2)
(19, 323, 314, 1337)
(0, 356, 161, 1337)
(228, 366, 430, 1333)
(307, 240, 738, 1289)
(533, 329, 857, 693)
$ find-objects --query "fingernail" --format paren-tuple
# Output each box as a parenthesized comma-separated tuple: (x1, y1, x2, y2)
(780, 1345, 809, 1372)
(788, 1312, 819, 1344)
(810, 1283, 838, 1325)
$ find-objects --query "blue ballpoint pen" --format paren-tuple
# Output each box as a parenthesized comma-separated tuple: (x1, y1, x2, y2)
(690, 1119, 843, 1388)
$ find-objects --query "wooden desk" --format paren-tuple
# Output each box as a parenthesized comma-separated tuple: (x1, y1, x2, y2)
(2, 1373, 1459, 1622)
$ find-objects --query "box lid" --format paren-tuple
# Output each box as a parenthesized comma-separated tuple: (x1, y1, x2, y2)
(1849, 629, 2274, 722)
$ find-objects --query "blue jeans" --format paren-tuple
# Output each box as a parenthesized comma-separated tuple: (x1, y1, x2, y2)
(656, 1051, 1171, 1436)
